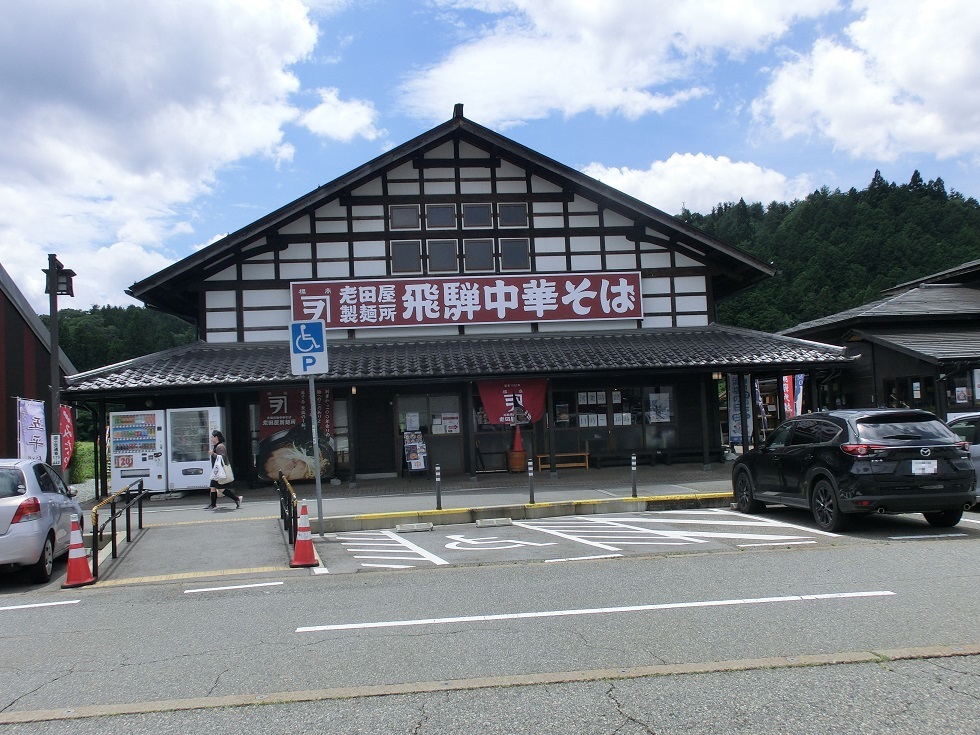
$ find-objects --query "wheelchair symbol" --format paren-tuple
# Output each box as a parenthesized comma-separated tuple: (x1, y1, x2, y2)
(294, 324, 322, 353)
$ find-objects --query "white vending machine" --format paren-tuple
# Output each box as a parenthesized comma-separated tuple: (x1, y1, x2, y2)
(109, 410, 167, 493)
(166, 407, 225, 491)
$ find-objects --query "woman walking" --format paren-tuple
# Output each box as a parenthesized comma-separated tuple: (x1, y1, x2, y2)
(205, 430, 241, 509)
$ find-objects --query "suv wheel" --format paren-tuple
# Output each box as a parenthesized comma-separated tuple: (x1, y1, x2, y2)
(811, 479, 848, 532)
(734, 470, 764, 513)
(923, 509, 963, 528)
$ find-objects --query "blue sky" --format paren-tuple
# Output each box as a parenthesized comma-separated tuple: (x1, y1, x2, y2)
(4, 0, 980, 314)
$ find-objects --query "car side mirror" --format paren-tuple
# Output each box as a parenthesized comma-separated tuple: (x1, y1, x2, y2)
(67, 487, 78, 498)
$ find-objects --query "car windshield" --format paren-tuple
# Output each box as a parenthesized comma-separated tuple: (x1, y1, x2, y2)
(0, 468, 27, 497)
(855, 417, 957, 443)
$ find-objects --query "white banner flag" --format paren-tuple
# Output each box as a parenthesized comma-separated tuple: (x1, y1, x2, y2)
(17, 398, 47, 461)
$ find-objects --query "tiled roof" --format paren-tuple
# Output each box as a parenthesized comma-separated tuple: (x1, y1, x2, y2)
(854, 328, 980, 363)
(883, 258, 980, 294)
(65, 326, 849, 397)
(781, 284, 980, 337)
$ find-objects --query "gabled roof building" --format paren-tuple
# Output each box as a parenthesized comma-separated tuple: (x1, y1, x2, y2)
(67, 106, 848, 485)
(1, 262, 77, 457)
(781, 259, 980, 417)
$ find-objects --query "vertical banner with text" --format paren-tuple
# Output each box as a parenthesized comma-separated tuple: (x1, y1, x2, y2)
(17, 398, 47, 461)
(257, 388, 334, 481)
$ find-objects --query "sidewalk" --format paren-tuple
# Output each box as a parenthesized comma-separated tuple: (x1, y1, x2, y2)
(188, 461, 732, 532)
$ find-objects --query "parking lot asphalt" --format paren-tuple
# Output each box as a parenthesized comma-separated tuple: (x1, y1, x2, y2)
(66, 462, 734, 585)
(45, 460, 978, 587)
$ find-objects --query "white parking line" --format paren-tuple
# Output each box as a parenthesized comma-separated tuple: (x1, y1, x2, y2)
(511, 520, 622, 550)
(185, 581, 283, 594)
(699, 508, 843, 537)
(887, 533, 967, 540)
(516, 512, 819, 549)
(296, 590, 895, 633)
(0, 600, 80, 612)
(336, 530, 450, 567)
(737, 541, 818, 547)
(544, 554, 623, 563)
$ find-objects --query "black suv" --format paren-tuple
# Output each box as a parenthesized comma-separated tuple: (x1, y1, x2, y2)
(732, 409, 977, 531)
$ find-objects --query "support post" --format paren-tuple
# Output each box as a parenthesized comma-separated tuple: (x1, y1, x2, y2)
(631, 453, 637, 498)
(527, 458, 535, 505)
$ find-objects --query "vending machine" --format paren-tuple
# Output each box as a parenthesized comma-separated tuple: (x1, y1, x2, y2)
(166, 407, 225, 491)
(109, 410, 167, 492)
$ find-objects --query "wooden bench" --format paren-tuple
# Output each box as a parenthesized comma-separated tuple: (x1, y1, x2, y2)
(536, 452, 590, 471)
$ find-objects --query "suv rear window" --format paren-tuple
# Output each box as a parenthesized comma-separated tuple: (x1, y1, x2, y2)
(855, 416, 957, 443)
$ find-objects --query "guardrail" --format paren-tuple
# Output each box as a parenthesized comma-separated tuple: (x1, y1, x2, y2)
(89, 479, 150, 579)
(275, 471, 298, 545)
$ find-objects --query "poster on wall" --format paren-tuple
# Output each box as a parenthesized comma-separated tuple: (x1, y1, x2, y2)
(442, 413, 461, 434)
(645, 393, 672, 423)
(404, 431, 427, 470)
(974, 370, 980, 403)
(17, 398, 46, 461)
(258, 388, 334, 481)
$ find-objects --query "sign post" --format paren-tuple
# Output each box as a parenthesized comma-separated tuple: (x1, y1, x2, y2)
(289, 320, 328, 536)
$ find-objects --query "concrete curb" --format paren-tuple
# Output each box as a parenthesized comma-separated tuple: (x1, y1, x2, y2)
(312, 492, 734, 533)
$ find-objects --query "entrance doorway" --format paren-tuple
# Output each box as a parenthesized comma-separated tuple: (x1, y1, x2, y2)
(353, 388, 397, 476)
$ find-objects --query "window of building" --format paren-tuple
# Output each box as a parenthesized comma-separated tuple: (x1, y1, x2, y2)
(392, 240, 422, 273)
(498, 202, 528, 227)
(425, 204, 456, 228)
(427, 240, 458, 273)
(463, 239, 494, 272)
(462, 203, 492, 228)
(499, 238, 530, 271)
(390, 205, 420, 230)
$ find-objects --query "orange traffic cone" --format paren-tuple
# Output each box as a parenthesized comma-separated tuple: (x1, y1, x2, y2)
(512, 423, 524, 452)
(290, 504, 318, 567)
(62, 514, 95, 588)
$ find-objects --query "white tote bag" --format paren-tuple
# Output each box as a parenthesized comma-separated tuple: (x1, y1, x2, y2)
(211, 455, 228, 482)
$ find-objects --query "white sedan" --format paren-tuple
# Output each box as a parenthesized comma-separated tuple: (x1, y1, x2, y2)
(0, 459, 83, 583)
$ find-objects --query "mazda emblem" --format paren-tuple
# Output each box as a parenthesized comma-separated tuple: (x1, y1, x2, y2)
(920, 448, 931, 457)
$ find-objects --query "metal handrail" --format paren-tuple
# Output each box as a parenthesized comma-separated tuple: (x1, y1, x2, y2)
(275, 471, 298, 544)
(90, 479, 150, 579)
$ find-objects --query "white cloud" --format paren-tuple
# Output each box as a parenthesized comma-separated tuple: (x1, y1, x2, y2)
(401, 0, 839, 126)
(299, 87, 385, 141)
(0, 0, 319, 313)
(753, 0, 980, 161)
(583, 153, 813, 214)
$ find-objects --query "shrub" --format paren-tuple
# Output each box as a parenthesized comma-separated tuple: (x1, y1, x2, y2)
(68, 442, 97, 484)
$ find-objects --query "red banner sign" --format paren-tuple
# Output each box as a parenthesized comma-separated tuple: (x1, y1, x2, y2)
(291, 272, 642, 329)
(59, 405, 75, 468)
(477, 379, 547, 425)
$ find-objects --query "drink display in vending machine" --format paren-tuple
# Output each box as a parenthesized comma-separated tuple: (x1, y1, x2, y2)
(109, 410, 167, 492)
(167, 407, 225, 491)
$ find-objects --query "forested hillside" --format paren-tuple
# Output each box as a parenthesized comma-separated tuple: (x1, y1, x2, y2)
(40, 305, 196, 373)
(684, 171, 980, 332)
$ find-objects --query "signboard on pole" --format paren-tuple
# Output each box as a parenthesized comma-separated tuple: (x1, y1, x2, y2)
(288, 320, 328, 536)
(289, 320, 328, 376)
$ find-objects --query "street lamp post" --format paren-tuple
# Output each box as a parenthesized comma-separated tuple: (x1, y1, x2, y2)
(43, 254, 75, 479)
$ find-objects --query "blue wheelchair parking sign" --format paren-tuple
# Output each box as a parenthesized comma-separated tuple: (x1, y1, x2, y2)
(290, 320, 328, 375)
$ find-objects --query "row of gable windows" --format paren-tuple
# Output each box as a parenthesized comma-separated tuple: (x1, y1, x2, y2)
(390, 202, 529, 230)
(392, 238, 530, 274)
